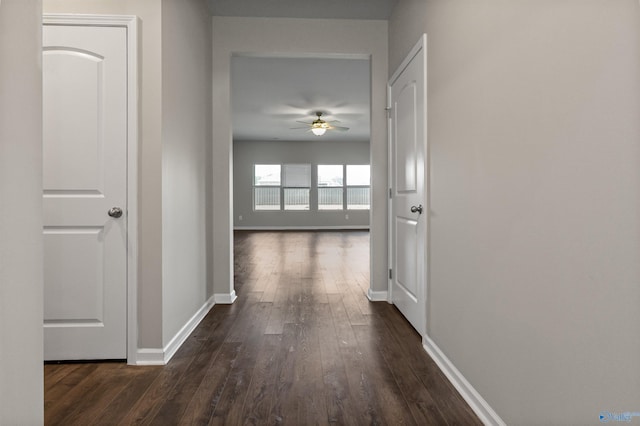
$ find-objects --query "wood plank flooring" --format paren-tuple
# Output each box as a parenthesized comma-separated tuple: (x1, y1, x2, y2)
(44, 230, 481, 425)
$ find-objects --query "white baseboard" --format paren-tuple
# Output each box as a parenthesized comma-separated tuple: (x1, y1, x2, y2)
(135, 296, 215, 366)
(422, 335, 506, 426)
(135, 348, 165, 366)
(234, 226, 370, 231)
(367, 288, 389, 302)
(163, 296, 215, 363)
(214, 290, 237, 304)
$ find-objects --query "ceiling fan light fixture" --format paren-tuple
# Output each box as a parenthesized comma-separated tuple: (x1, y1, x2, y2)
(311, 114, 329, 136)
(311, 127, 327, 136)
(292, 111, 347, 136)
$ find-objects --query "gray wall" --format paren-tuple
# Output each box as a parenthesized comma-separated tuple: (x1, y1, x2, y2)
(161, 0, 213, 347)
(389, 0, 640, 424)
(0, 0, 44, 423)
(234, 140, 370, 228)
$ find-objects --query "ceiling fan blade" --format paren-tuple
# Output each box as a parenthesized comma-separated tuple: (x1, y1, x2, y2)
(290, 126, 310, 130)
(295, 120, 312, 125)
(330, 126, 350, 132)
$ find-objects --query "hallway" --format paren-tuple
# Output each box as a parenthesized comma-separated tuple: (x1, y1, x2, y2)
(44, 231, 480, 425)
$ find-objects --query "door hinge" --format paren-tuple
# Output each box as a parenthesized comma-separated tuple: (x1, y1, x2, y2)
(385, 106, 392, 117)
(389, 268, 393, 279)
(389, 188, 392, 199)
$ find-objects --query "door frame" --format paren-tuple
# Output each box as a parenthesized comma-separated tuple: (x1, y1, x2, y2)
(43, 14, 139, 364)
(387, 34, 428, 332)
(211, 20, 388, 303)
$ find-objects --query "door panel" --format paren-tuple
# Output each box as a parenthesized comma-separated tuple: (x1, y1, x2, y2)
(43, 228, 105, 323)
(43, 49, 105, 193)
(43, 25, 128, 360)
(395, 218, 418, 299)
(389, 35, 427, 336)
(395, 83, 417, 193)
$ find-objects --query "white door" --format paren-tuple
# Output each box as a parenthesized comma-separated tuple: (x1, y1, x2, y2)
(43, 24, 128, 360)
(389, 35, 427, 336)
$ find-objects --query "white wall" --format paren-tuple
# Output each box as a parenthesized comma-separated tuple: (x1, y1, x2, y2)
(389, 1, 640, 424)
(161, 0, 212, 345)
(44, 0, 164, 350)
(0, 0, 44, 423)
(212, 17, 388, 295)
(234, 140, 370, 229)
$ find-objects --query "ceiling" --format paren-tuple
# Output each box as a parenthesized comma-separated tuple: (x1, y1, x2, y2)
(231, 56, 371, 143)
(207, 0, 397, 21)
(213, 0, 394, 143)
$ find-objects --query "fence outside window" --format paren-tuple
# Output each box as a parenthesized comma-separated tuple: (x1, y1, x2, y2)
(347, 187, 370, 209)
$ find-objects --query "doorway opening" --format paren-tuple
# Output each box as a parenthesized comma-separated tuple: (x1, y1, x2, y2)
(230, 54, 372, 300)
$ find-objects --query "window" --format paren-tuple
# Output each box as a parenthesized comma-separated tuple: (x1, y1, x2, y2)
(317, 164, 370, 210)
(317, 165, 343, 210)
(346, 165, 370, 209)
(254, 164, 281, 210)
(254, 163, 369, 211)
(283, 164, 311, 210)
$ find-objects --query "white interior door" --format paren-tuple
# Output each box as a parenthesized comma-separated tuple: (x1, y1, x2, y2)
(43, 24, 128, 360)
(389, 35, 427, 336)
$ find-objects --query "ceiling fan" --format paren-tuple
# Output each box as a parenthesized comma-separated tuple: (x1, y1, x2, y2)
(291, 112, 349, 136)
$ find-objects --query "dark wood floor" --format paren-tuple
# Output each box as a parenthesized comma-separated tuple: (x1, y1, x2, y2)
(44, 231, 481, 425)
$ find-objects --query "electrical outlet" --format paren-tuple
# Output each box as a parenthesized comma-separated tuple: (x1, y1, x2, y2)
(238, 215, 243, 221)
(345, 214, 349, 220)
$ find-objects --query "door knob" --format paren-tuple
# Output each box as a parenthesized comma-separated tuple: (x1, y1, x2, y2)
(410, 204, 423, 214)
(108, 207, 123, 218)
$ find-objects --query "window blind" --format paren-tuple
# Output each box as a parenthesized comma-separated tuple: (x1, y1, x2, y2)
(283, 164, 311, 188)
